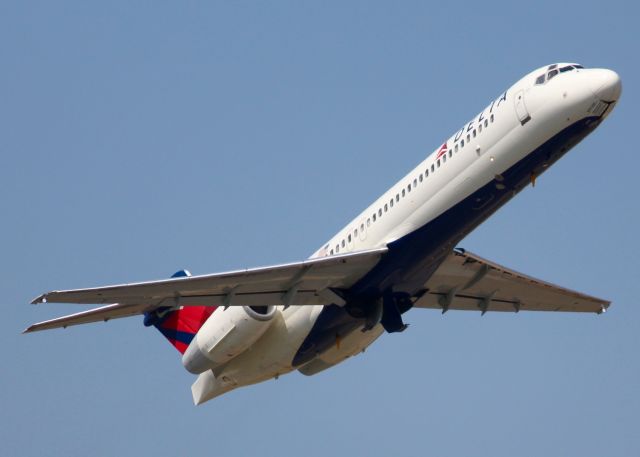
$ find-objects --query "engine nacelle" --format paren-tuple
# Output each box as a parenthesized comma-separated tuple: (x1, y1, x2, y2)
(182, 305, 277, 374)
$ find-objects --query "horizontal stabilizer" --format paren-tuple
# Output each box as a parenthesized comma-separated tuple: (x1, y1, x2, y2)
(24, 303, 151, 333)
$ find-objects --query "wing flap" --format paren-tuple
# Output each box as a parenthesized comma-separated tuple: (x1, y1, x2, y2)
(414, 249, 609, 314)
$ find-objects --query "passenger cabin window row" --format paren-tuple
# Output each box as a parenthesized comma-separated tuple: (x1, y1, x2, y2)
(328, 102, 498, 256)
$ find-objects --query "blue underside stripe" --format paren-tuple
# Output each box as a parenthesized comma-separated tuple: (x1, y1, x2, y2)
(157, 327, 196, 345)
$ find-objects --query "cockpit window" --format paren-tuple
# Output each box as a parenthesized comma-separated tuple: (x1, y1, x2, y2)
(537, 64, 584, 86)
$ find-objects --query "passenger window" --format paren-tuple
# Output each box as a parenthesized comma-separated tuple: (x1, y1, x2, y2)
(367, 218, 371, 227)
(455, 144, 459, 152)
(390, 199, 394, 208)
(407, 184, 411, 192)
(373, 213, 377, 222)
(341, 240, 345, 248)
(490, 114, 494, 123)
(330, 249, 334, 255)
(396, 194, 399, 202)
(437, 159, 441, 168)
(478, 124, 482, 133)
(384, 204, 388, 212)
(461, 139, 465, 147)
(449, 150, 452, 158)
(472, 129, 476, 138)
(354, 228, 358, 237)
(413, 178, 417, 187)
(419, 174, 423, 182)
(442, 154, 446, 163)
(336, 245, 339, 253)
(466, 134, 470, 142)
(378, 208, 382, 217)
(484, 119, 489, 127)
(348, 234, 351, 243)
(361, 223, 365, 231)
(402, 189, 406, 197)
(431, 164, 435, 172)
(425, 169, 429, 177)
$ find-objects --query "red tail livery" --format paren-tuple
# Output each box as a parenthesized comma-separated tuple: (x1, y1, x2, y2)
(143, 270, 216, 353)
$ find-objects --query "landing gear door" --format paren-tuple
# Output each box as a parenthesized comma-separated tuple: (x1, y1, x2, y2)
(514, 90, 531, 125)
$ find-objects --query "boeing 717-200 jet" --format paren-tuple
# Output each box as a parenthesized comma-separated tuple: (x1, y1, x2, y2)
(26, 63, 621, 405)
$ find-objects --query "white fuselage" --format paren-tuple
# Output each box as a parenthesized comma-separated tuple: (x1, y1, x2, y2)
(193, 64, 620, 400)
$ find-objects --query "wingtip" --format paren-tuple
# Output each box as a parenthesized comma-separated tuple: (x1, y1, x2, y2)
(30, 294, 47, 305)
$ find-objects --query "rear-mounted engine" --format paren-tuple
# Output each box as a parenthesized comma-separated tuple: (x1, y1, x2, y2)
(182, 305, 277, 374)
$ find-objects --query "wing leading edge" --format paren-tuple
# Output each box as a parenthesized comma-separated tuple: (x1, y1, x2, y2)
(414, 249, 609, 314)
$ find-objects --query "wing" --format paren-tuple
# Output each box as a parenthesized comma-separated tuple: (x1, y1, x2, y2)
(25, 248, 388, 332)
(414, 249, 610, 314)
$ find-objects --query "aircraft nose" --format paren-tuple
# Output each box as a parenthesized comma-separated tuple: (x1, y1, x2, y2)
(589, 69, 622, 102)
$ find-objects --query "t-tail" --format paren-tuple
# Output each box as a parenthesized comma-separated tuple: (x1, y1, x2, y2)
(142, 270, 216, 353)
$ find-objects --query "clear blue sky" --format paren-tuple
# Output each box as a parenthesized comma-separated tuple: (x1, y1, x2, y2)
(2, 1, 638, 456)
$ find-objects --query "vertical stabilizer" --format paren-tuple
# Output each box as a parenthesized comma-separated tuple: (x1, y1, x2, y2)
(143, 270, 216, 353)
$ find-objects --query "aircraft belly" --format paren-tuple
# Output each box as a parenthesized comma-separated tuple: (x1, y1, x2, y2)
(298, 324, 384, 376)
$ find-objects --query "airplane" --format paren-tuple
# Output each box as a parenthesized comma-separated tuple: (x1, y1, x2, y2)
(25, 63, 622, 405)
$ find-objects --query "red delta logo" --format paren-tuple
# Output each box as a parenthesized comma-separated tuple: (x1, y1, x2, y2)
(436, 142, 447, 159)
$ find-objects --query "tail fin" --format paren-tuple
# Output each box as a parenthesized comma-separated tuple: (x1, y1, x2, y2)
(143, 270, 216, 354)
